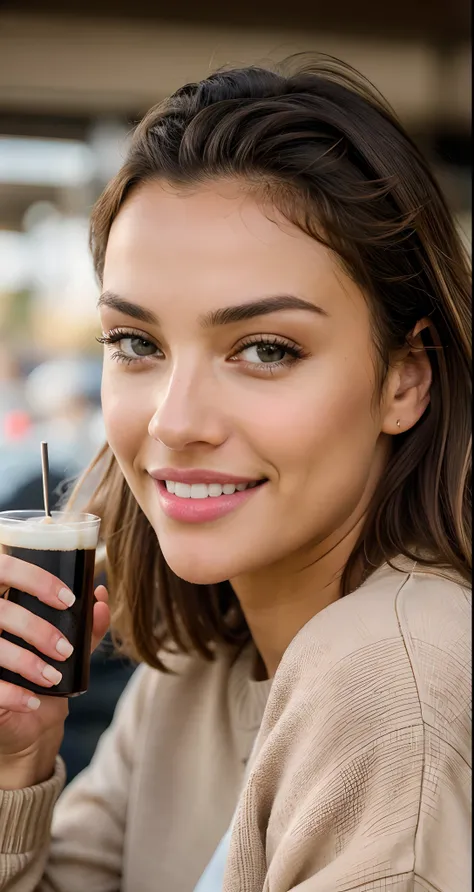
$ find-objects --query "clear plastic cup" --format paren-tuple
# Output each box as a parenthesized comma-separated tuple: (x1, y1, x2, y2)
(0, 510, 101, 697)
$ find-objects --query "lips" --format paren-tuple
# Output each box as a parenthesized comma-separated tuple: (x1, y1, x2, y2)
(149, 468, 262, 486)
(151, 476, 267, 524)
(164, 480, 260, 499)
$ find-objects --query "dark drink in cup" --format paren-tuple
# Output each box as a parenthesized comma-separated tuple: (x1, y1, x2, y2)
(0, 510, 101, 697)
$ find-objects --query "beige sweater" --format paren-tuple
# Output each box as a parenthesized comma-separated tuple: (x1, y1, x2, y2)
(0, 561, 471, 891)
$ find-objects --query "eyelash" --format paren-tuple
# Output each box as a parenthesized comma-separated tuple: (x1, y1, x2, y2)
(96, 328, 306, 373)
(230, 335, 305, 372)
(96, 329, 162, 366)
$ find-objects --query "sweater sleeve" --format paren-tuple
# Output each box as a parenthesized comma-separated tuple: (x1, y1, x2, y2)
(224, 587, 471, 891)
(0, 663, 153, 892)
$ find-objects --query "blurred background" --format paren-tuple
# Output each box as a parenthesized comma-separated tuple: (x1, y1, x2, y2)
(0, 0, 471, 781)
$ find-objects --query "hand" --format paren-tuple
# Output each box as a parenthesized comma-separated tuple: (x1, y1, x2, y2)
(0, 553, 109, 788)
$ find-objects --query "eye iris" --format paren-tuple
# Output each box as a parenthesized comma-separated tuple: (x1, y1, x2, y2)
(131, 337, 155, 356)
(256, 344, 285, 363)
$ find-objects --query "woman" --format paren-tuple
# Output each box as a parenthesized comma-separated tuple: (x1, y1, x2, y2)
(0, 56, 471, 891)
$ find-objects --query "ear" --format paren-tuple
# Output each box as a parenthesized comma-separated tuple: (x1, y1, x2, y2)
(381, 319, 433, 436)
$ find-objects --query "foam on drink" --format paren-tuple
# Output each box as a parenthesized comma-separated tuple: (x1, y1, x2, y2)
(0, 514, 98, 551)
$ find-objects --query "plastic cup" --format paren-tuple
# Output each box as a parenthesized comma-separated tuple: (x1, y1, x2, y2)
(0, 510, 101, 697)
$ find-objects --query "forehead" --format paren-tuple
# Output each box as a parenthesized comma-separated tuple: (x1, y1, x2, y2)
(103, 179, 366, 323)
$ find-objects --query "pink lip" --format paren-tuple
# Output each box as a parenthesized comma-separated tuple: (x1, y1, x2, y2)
(149, 468, 262, 485)
(152, 478, 265, 524)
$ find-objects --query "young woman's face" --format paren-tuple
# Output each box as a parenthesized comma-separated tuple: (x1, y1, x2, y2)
(100, 180, 392, 584)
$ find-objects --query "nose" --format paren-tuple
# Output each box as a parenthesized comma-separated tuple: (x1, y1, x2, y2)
(148, 364, 227, 452)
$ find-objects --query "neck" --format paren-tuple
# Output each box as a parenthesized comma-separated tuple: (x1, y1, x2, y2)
(232, 512, 366, 679)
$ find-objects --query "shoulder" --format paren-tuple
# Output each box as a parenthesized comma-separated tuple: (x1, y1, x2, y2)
(294, 559, 469, 654)
(395, 566, 471, 732)
(393, 560, 471, 643)
(233, 568, 471, 890)
(285, 559, 470, 669)
(267, 562, 471, 747)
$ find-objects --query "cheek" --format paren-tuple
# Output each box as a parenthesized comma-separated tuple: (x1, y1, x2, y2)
(252, 361, 376, 458)
(101, 368, 150, 468)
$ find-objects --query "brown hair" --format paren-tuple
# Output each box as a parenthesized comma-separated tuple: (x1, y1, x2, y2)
(79, 55, 472, 670)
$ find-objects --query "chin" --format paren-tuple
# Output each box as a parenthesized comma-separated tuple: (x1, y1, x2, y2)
(163, 553, 233, 586)
(157, 533, 256, 586)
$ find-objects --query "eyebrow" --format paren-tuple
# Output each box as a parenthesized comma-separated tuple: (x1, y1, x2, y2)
(97, 291, 158, 325)
(200, 295, 328, 327)
(97, 290, 328, 328)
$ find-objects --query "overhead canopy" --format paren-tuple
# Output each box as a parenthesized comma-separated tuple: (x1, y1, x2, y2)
(0, 11, 469, 124)
(0, 0, 470, 41)
(0, 2, 469, 231)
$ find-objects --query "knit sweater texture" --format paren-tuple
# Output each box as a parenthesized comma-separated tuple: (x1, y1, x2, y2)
(0, 560, 471, 891)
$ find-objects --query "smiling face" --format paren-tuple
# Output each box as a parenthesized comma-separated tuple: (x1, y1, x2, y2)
(99, 180, 394, 585)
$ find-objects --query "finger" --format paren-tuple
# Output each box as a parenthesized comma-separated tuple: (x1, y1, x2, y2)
(91, 600, 110, 653)
(0, 599, 74, 663)
(0, 679, 43, 713)
(0, 637, 63, 689)
(0, 554, 75, 608)
(94, 584, 109, 604)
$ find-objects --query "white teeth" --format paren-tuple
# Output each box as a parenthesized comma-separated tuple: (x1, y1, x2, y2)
(164, 480, 260, 499)
(190, 484, 208, 499)
(174, 482, 192, 498)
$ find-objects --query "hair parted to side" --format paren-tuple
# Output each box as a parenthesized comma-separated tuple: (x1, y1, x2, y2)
(78, 54, 471, 671)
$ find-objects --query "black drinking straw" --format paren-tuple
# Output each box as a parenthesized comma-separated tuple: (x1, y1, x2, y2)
(40, 441, 52, 518)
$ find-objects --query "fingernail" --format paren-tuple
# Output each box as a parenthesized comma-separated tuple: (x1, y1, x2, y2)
(42, 665, 62, 685)
(58, 588, 75, 607)
(56, 638, 74, 658)
(26, 696, 41, 710)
